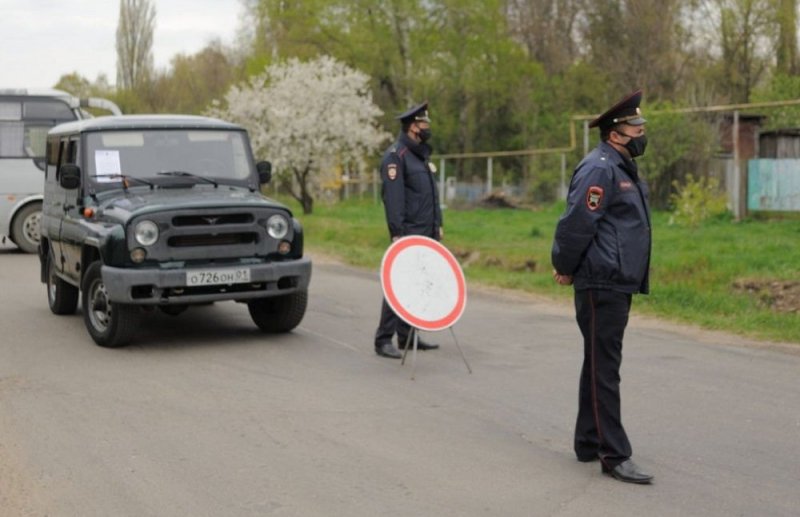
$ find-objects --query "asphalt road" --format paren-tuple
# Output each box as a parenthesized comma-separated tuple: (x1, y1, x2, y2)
(1, 243, 799, 516)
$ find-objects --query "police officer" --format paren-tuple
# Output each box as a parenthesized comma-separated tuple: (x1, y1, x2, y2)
(374, 102, 442, 359)
(551, 90, 654, 484)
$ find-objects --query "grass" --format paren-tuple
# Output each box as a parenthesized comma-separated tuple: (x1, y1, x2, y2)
(283, 197, 800, 344)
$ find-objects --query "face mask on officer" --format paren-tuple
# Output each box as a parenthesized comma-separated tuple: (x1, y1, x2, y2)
(415, 124, 432, 143)
(615, 129, 647, 158)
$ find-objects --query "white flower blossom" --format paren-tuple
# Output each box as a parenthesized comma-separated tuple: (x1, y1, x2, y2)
(208, 56, 390, 213)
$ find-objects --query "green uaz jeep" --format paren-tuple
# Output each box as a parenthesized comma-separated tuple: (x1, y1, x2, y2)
(39, 115, 312, 347)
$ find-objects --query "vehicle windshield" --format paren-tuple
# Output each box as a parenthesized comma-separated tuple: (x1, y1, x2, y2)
(85, 129, 255, 188)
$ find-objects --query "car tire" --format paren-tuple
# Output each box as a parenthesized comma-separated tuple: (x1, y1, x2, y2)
(247, 290, 308, 333)
(82, 261, 137, 347)
(11, 202, 42, 254)
(47, 250, 78, 315)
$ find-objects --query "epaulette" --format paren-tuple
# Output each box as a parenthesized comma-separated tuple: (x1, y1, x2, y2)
(388, 143, 408, 158)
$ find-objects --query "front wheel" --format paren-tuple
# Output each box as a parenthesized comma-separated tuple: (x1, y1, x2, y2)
(247, 290, 308, 333)
(82, 261, 137, 347)
(47, 251, 78, 315)
(11, 202, 42, 254)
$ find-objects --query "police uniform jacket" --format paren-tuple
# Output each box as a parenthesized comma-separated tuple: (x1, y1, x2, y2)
(552, 141, 651, 294)
(380, 132, 442, 239)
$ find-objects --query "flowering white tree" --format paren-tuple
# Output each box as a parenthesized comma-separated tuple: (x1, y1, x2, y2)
(208, 56, 389, 214)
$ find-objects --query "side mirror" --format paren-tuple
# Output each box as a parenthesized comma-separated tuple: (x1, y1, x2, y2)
(256, 161, 272, 184)
(59, 164, 81, 189)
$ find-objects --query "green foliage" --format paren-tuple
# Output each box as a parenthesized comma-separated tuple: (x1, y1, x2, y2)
(752, 73, 800, 129)
(669, 174, 730, 227)
(638, 109, 716, 208)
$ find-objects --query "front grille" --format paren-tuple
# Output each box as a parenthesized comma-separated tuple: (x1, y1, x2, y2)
(168, 233, 258, 247)
(130, 207, 288, 261)
(172, 214, 253, 226)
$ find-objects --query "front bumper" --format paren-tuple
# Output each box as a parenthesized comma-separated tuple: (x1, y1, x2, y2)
(102, 257, 312, 304)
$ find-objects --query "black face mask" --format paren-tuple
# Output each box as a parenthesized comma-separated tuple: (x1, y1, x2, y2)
(417, 127, 432, 143)
(618, 132, 647, 157)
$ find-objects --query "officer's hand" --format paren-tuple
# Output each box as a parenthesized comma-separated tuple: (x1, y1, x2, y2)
(439, 227, 444, 240)
(392, 236, 400, 242)
(552, 269, 573, 286)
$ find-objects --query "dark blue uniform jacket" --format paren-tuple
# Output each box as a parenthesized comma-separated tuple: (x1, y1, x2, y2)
(552, 141, 651, 294)
(380, 132, 442, 239)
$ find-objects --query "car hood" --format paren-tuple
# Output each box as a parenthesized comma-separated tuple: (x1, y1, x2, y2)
(92, 186, 288, 221)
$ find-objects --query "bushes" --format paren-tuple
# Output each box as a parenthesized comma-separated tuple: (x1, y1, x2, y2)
(669, 174, 729, 227)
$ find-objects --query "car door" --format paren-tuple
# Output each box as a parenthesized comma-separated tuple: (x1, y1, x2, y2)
(58, 136, 84, 281)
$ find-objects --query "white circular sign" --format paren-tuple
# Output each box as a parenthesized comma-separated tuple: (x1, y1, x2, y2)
(380, 236, 467, 331)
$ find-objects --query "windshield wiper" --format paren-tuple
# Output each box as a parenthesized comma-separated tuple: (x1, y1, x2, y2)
(90, 174, 155, 190)
(157, 170, 218, 188)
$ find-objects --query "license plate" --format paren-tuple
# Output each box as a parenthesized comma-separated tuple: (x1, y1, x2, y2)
(186, 268, 251, 286)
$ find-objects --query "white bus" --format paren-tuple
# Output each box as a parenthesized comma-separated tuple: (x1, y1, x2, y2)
(0, 88, 121, 252)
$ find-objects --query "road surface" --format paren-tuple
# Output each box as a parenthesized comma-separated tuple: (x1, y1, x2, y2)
(1, 244, 799, 516)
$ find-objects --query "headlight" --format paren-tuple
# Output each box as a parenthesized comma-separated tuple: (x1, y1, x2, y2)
(267, 214, 289, 239)
(134, 220, 159, 246)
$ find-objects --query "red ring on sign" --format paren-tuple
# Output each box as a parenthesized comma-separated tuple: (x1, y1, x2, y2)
(380, 236, 467, 331)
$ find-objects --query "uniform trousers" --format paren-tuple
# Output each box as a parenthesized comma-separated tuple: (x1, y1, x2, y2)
(374, 298, 413, 347)
(574, 288, 633, 469)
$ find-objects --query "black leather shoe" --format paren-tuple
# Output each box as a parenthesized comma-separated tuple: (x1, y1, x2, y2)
(602, 459, 653, 484)
(375, 343, 402, 359)
(398, 338, 439, 351)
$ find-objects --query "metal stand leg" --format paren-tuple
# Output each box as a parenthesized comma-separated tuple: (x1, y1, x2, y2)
(450, 327, 472, 374)
(400, 329, 419, 380)
(400, 328, 415, 365)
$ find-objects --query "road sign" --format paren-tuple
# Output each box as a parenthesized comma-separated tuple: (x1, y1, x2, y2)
(380, 236, 467, 332)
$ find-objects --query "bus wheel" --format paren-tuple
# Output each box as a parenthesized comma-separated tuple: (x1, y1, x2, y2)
(12, 202, 42, 254)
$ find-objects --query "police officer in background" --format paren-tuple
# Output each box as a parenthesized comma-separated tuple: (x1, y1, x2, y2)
(551, 90, 654, 484)
(374, 101, 442, 359)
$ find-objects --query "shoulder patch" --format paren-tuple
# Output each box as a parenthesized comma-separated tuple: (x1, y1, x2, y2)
(586, 186, 604, 211)
(387, 163, 397, 180)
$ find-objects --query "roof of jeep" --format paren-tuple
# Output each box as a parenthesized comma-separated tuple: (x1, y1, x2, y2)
(49, 114, 245, 135)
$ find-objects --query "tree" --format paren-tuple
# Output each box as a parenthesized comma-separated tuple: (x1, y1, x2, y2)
(505, 0, 586, 75)
(116, 0, 156, 89)
(148, 42, 240, 114)
(581, 0, 688, 101)
(776, 0, 798, 75)
(698, 0, 775, 103)
(208, 56, 389, 214)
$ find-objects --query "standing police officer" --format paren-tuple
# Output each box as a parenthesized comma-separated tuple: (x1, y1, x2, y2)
(374, 102, 442, 359)
(551, 90, 654, 484)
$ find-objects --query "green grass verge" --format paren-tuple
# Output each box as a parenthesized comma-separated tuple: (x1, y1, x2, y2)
(283, 197, 800, 344)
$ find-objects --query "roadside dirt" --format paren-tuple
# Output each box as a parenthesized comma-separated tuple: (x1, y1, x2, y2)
(732, 279, 800, 314)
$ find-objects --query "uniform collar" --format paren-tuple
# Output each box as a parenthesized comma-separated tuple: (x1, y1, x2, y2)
(599, 141, 639, 180)
(399, 132, 431, 160)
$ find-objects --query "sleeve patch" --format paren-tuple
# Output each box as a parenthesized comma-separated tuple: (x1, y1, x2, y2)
(586, 186, 604, 211)
(387, 164, 397, 180)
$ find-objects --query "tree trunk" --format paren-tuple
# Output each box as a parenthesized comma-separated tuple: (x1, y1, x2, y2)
(301, 193, 314, 215)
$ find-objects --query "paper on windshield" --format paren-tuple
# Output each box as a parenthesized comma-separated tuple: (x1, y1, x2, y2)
(95, 150, 121, 182)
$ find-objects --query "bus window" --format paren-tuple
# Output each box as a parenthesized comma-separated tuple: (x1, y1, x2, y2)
(0, 99, 75, 159)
